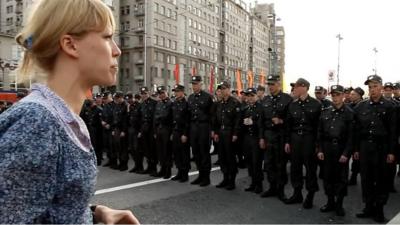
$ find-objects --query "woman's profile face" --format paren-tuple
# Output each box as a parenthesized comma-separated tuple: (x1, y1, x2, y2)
(76, 26, 121, 87)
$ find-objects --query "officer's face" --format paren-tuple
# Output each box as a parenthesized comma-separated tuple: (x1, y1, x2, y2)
(294, 85, 307, 96)
(141, 92, 149, 100)
(331, 92, 344, 106)
(383, 87, 393, 98)
(192, 82, 201, 93)
(315, 92, 324, 100)
(215, 89, 222, 99)
(115, 96, 124, 104)
(174, 90, 184, 98)
(394, 89, 400, 97)
(221, 87, 230, 98)
(350, 90, 361, 102)
(257, 90, 265, 98)
(159, 91, 167, 100)
(267, 82, 280, 94)
(247, 94, 257, 104)
(95, 98, 102, 105)
(368, 81, 383, 99)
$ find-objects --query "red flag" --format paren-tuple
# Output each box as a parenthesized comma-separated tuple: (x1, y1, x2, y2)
(173, 64, 180, 84)
(247, 70, 254, 88)
(192, 67, 196, 76)
(260, 70, 266, 85)
(209, 65, 215, 93)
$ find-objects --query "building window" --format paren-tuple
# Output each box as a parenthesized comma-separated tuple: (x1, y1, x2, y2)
(154, 35, 158, 45)
(125, 6, 130, 15)
(6, 6, 13, 14)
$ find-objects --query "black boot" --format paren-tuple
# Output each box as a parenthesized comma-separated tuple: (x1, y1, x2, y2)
(260, 184, 277, 198)
(225, 174, 236, 190)
(179, 171, 189, 183)
(277, 187, 287, 201)
(284, 189, 303, 204)
(163, 167, 171, 179)
(356, 203, 375, 218)
(348, 173, 357, 186)
(216, 174, 229, 188)
(199, 172, 210, 187)
(373, 204, 385, 223)
(320, 195, 335, 212)
(191, 172, 202, 185)
(119, 161, 128, 171)
(154, 167, 165, 177)
(110, 159, 119, 170)
(335, 196, 345, 216)
(245, 183, 255, 192)
(171, 170, 182, 181)
(254, 183, 263, 194)
(303, 192, 315, 209)
(148, 165, 158, 177)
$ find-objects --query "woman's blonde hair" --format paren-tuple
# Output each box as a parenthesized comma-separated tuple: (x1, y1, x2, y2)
(15, 0, 116, 83)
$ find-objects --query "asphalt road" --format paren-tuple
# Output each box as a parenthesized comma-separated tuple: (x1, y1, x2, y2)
(91, 157, 400, 224)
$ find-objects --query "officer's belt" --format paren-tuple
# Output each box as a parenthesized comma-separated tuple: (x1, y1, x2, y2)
(323, 137, 342, 145)
(292, 129, 312, 135)
(191, 120, 208, 124)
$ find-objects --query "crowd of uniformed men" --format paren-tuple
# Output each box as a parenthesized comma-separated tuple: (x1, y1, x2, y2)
(8, 74, 394, 223)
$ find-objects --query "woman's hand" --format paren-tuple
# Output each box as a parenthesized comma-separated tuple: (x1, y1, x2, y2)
(95, 205, 140, 224)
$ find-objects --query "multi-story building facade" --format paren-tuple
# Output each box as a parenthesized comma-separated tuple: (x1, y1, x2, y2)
(275, 26, 285, 79)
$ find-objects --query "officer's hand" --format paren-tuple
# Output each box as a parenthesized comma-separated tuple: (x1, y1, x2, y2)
(101, 121, 107, 126)
(112, 131, 115, 136)
(353, 152, 359, 160)
(232, 135, 238, 142)
(387, 154, 395, 164)
(259, 139, 266, 149)
(317, 152, 324, 161)
(120, 132, 125, 137)
(106, 124, 110, 129)
(214, 134, 219, 143)
(284, 143, 291, 154)
(154, 134, 157, 139)
(271, 117, 282, 125)
(181, 135, 188, 143)
(94, 205, 140, 224)
(170, 135, 173, 141)
(137, 133, 142, 138)
(211, 131, 215, 138)
(339, 155, 348, 163)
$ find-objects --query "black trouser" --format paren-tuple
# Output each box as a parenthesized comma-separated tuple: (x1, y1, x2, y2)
(141, 123, 157, 169)
(321, 141, 348, 197)
(351, 159, 360, 175)
(264, 130, 288, 189)
(360, 139, 392, 206)
(102, 129, 112, 161)
(243, 134, 263, 184)
(236, 135, 245, 163)
(155, 126, 172, 169)
(289, 133, 319, 192)
(90, 127, 103, 164)
(218, 129, 238, 175)
(128, 127, 142, 168)
(112, 129, 128, 164)
(172, 130, 191, 172)
(190, 122, 211, 174)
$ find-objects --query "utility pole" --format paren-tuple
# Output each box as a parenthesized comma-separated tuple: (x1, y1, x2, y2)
(372, 47, 378, 75)
(336, 33, 343, 85)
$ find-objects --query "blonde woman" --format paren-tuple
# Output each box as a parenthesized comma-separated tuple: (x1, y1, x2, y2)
(0, 0, 139, 224)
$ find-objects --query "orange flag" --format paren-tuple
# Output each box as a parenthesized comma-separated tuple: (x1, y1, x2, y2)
(247, 70, 254, 88)
(260, 70, 266, 86)
(236, 69, 243, 94)
(173, 64, 179, 84)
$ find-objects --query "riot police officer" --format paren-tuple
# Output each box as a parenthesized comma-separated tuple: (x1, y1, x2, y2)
(315, 86, 332, 110)
(111, 91, 128, 171)
(138, 87, 158, 175)
(90, 95, 104, 166)
(127, 93, 142, 173)
(284, 78, 322, 209)
(101, 92, 115, 167)
(171, 84, 191, 182)
(259, 75, 292, 200)
(317, 85, 354, 216)
(354, 75, 397, 223)
(153, 86, 173, 179)
(240, 87, 264, 194)
(213, 81, 241, 190)
(188, 75, 214, 187)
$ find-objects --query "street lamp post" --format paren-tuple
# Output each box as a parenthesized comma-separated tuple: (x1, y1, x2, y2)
(372, 47, 378, 75)
(268, 13, 278, 77)
(336, 33, 343, 85)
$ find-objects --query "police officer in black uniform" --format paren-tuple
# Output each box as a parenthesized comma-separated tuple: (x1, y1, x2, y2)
(127, 93, 142, 173)
(344, 87, 353, 105)
(284, 78, 322, 209)
(259, 75, 293, 200)
(138, 87, 158, 175)
(348, 87, 365, 185)
(90, 95, 104, 166)
(101, 92, 115, 167)
(110, 91, 128, 171)
(153, 86, 173, 179)
(240, 87, 264, 194)
(213, 81, 241, 190)
(188, 75, 214, 186)
(315, 86, 332, 110)
(354, 75, 397, 223)
(394, 82, 400, 102)
(317, 85, 354, 216)
(170, 84, 191, 182)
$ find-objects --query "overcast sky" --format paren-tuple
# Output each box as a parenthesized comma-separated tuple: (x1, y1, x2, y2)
(252, 0, 400, 92)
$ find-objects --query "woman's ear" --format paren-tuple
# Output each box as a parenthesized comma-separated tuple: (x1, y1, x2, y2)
(59, 35, 79, 58)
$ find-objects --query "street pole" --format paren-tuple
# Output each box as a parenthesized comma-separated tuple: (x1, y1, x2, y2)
(336, 34, 343, 85)
(373, 47, 378, 75)
(143, 0, 147, 87)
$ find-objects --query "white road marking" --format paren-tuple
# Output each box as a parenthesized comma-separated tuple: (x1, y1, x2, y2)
(95, 167, 221, 195)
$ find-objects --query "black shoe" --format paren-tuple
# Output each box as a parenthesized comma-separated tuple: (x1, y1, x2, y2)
(103, 161, 111, 167)
(110, 164, 120, 170)
(135, 169, 146, 174)
(373, 213, 386, 223)
(237, 160, 246, 169)
(119, 164, 128, 171)
(277, 190, 287, 202)
(336, 207, 345, 216)
(97, 160, 102, 166)
(260, 187, 277, 198)
(389, 186, 397, 193)
(179, 174, 189, 182)
(245, 185, 255, 192)
(303, 192, 315, 209)
(284, 191, 303, 204)
(225, 183, 235, 190)
(163, 168, 171, 179)
(356, 208, 375, 218)
(200, 177, 210, 187)
(348, 174, 357, 186)
(254, 185, 263, 194)
(171, 174, 182, 181)
(214, 160, 220, 166)
(320, 204, 335, 213)
(216, 179, 229, 188)
(191, 175, 202, 185)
